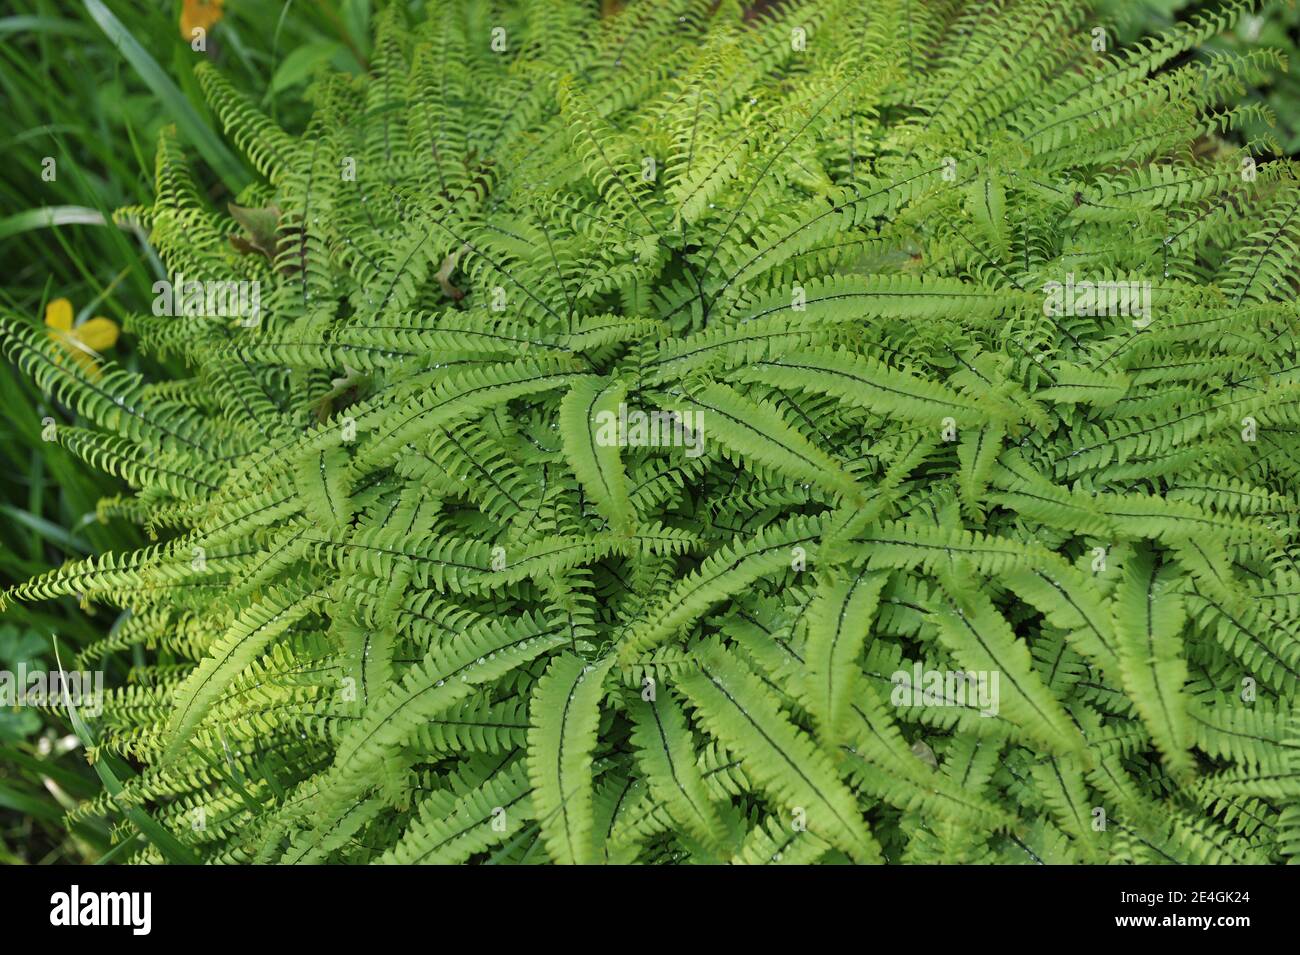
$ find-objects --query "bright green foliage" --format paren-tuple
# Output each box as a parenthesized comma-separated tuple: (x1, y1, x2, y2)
(3, 0, 1299, 864)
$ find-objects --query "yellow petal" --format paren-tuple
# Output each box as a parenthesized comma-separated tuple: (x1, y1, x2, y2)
(68, 349, 102, 380)
(44, 298, 73, 332)
(181, 0, 225, 39)
(76, 317, 119, 353)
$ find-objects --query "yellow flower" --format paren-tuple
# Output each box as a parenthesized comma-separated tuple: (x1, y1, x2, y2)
(181, 0, 225, 40)
(44, 298, 119, 378)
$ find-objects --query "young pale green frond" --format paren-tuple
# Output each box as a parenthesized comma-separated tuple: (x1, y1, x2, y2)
(678, 643, 883, 864)
(526, 654, 615, 866)
(558, 377, 635, 535)
(1112, 549, 1196, 782)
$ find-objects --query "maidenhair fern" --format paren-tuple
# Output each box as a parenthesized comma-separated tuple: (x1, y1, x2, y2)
(5, 0, 1300, 864)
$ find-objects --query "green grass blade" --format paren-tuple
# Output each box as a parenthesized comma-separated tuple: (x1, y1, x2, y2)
(0, 206, 106, 240)
(53, 638, 201, 865)
(82, 0, 251, 193)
